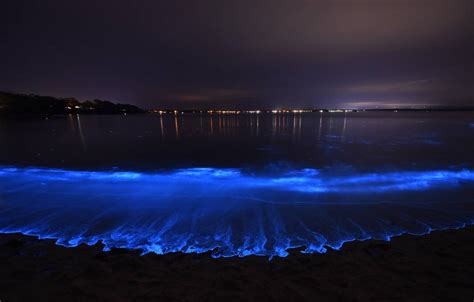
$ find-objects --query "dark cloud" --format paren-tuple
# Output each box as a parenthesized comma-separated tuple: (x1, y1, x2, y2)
(1, 0, 473, 108)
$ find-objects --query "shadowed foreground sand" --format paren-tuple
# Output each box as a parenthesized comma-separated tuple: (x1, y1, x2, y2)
(1, 226, 473, 302)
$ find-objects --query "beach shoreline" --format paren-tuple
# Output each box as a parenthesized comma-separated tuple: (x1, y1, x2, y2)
(1, 226, 473, 301)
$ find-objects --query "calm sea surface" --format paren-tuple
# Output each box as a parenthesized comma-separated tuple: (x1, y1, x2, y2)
(1, 112, 474, 257)
(1, 112, 474, 171)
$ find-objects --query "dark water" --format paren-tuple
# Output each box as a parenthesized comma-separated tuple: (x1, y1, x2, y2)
(1, 112, 474, 257)
(2, 112, 474, 171)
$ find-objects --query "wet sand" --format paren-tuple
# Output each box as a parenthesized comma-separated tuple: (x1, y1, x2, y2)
(1, 227, 473, 302)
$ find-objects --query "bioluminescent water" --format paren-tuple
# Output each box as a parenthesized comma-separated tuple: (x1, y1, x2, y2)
(1, 166, 474, 257)
(1, 112, 474, 257)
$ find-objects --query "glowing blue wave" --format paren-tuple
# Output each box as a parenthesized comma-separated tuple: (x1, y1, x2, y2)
(1, 166, 473, 258)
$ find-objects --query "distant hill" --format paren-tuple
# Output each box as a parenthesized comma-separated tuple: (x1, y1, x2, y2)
(0, 91, 144, 116)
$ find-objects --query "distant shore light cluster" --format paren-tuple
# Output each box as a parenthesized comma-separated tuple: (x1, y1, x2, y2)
(149, 109, 358, 115)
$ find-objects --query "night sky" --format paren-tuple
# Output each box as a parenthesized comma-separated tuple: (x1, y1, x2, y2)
(1, 0, 473, 109)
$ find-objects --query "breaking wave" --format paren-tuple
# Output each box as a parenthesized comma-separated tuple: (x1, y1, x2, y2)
(1, 166, 473, 258)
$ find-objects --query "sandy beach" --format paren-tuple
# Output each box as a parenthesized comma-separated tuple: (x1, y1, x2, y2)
(1, 226, 473, 302)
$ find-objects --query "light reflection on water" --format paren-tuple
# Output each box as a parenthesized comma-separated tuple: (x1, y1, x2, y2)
(1, 112, 474, 257)
(2, 112, 474, 171)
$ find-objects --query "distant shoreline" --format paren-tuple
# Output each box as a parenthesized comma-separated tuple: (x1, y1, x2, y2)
(2, 109, 474, 117)
(2, 91, 474, 117)
(0, 91, 144, 116)
(146, 108, 474, 114)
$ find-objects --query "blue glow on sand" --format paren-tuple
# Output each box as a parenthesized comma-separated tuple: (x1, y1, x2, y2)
(1, 166, 474, 258)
